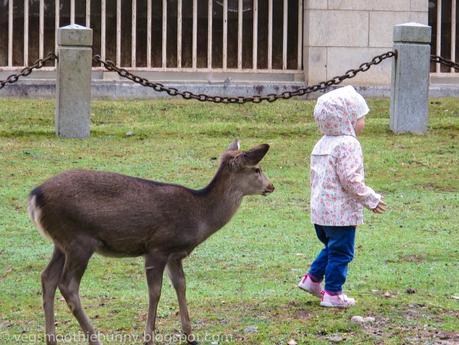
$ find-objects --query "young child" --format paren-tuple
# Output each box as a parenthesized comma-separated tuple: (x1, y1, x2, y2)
(298, 85, 386, 308)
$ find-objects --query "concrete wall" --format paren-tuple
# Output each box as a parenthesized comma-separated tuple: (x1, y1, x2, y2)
(303, 0, 429, 85)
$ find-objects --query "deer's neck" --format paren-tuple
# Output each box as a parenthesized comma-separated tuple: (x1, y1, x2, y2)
(195, 168, 243, 241)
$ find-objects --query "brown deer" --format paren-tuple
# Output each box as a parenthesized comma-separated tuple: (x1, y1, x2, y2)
(28, 140, 274, 345)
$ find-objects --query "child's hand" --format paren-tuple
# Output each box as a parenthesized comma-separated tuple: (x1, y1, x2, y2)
(372, 199, 387, 214)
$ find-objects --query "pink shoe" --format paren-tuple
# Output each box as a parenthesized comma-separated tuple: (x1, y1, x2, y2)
(298, 274, 323, 298)
(320, 292, 356, 308)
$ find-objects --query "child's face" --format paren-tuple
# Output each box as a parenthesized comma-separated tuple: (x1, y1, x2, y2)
(354, 116, 366, 136)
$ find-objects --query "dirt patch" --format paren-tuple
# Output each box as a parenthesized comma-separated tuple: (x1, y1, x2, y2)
(356, 304, 459, 344)
(295, 310, 312, 320)
(401, 254, 427, 263)
(386, 254, 426, 264)
(404, 330, 459, 345)
(418, 183, 458, 192)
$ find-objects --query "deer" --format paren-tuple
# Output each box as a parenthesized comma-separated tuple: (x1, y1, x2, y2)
(28, 140, 274, 345)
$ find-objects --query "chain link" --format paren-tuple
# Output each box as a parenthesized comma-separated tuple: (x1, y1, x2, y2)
(431, 55, 459, 71)
(6, 52, 458, 99)
(0, 52, 58, 90)
(10, 51, 459, 101)
(94, 50, 397, 104)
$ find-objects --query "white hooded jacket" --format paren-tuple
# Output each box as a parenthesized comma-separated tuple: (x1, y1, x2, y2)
(310, 86, 381, 226)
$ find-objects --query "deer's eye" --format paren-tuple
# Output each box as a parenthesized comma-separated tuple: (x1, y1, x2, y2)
(254, 168, 261, 174)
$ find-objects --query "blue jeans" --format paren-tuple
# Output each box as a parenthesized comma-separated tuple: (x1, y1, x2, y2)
(308, 224, 356, 293)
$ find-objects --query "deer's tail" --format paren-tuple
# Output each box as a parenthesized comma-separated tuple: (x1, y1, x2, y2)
(28, 187, 51, 241)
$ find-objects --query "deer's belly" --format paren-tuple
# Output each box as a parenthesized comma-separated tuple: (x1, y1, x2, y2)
(94, 237, 148, 257)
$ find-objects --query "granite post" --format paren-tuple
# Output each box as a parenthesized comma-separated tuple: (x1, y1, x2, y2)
(390, 23, 431, 134)
(56, 24, 93, 138)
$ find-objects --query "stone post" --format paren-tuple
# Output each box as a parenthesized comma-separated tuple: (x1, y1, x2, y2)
(56, 24, 93, 138)
(390, 23, 431, 134)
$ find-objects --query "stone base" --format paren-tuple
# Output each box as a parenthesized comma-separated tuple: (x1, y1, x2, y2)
(0, 80, 458, 99)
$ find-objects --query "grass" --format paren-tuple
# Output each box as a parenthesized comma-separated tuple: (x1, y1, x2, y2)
(0, 97, 458, 345)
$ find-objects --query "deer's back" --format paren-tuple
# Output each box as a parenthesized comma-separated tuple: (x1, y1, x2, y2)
(30, 170, 204, 256)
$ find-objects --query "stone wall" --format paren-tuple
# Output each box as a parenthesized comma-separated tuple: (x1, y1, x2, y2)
(303, 0, 429, 85)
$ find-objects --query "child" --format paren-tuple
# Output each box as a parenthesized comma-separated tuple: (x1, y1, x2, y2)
(298, 85, 386, 308)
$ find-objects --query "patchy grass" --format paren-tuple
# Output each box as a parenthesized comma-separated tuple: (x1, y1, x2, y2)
(0, 97, 458, 345)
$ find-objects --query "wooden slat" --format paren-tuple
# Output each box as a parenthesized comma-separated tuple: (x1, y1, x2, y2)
(252, 0, 258, 69)
(452, 0, 457, 72)
(70, 0, 75, 25)
(223, 0, 228, 69)
(86, 0, 91, 27)
(162, 0, 167, 68)
(268, 0, 273, 70)
(39, 0, 44, 58)
(132, 0, 137, 67)
(436, 0, 442, 73)
(297, 0, 303, 70)
(192, 0, 197, 69)
(282, 0, 288, 69)
(116, 0, 121, 66)
(237, 0, 243, 70)
(8, 0, 13, 67)
(24, 0, 29, 66)
(207, 0, 213, 69)
(177, 0, 182, 68)
(55, 0, 60, 52)
(147, 0, 152, 68)
(101, 0, 106, 60)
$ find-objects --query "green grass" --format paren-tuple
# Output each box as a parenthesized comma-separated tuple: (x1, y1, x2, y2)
(0, 98, 458, 345)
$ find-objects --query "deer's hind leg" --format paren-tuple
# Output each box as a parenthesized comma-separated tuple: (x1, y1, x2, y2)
(42, 246, 65, 345)
(58, 242, 99, 345)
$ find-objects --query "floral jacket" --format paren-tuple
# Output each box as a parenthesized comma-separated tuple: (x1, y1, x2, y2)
(310, 86, 381, 226)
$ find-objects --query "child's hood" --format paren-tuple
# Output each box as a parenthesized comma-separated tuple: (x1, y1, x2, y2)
(313, 85, 369, 137)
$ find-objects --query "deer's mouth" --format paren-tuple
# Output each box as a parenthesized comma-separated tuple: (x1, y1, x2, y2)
(262, 185, 275, 196)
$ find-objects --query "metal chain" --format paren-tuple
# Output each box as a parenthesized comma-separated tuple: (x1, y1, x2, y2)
(94, 51, 397, 104)
(0, 52, 58, 90)
(431, 55, 459, 70)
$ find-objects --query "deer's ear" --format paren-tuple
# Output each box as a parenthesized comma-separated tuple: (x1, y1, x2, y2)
(227, 139, 241, 151)
(236, 144, 270, 166)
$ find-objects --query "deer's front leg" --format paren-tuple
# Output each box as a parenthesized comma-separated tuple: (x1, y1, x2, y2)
(166, 253, 197, 345)
(144, 253, 167, 345)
